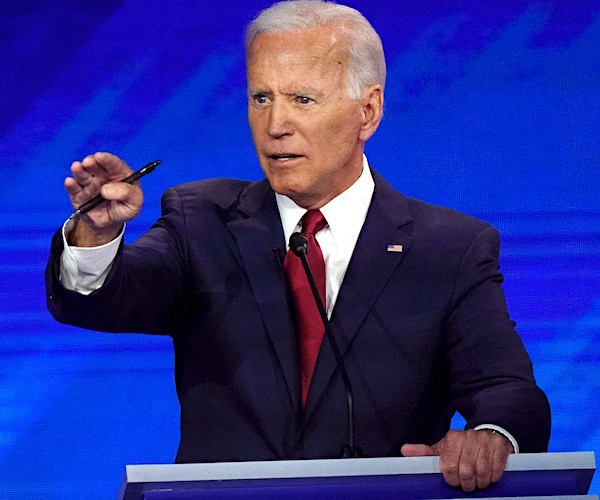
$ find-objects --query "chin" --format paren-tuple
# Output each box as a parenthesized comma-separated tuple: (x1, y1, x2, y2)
(267, 175, 305, 198)
(273, 185, 302, 200)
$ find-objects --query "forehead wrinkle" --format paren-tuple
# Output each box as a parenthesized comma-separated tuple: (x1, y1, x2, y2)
(248, 24, 349, 69)
(248, 58, 336, 96)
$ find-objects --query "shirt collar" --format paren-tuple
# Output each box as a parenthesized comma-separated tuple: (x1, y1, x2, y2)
(276, 155, 375, 249)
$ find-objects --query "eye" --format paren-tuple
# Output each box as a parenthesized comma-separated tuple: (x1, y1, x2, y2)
(296, 96, 313, 105)
(251, 93, 270, 105)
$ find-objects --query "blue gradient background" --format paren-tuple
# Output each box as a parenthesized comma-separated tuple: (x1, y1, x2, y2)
(1, 1, 599, 498)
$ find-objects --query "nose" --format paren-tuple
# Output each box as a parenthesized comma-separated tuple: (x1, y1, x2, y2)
(267, 99, 293, 138)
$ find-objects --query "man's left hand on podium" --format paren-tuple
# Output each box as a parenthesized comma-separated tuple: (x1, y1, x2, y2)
(401, 428, 513, 492)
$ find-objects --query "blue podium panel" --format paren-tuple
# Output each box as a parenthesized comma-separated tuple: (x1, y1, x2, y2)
(143, 489, 598, 500)
(119, 452, 596, 500)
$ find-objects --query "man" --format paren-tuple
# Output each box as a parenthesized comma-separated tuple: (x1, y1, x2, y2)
(46, 0, 550, 493)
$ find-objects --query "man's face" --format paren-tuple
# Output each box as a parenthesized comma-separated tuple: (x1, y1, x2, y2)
(247, 26, 380, 209)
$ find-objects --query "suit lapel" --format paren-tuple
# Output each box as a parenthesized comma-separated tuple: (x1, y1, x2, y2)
(303, 172, 414, 417)
(227, 180, 300, 414)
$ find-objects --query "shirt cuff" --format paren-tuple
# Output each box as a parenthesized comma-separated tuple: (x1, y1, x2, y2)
(474, 424, 519, 453)
(59, 218, 124, 295)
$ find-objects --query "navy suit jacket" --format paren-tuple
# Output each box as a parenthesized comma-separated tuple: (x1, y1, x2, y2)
(46, 170, 550, 462)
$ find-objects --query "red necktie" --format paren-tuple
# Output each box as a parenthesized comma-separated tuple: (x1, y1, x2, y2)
(284, 210, 327, 407)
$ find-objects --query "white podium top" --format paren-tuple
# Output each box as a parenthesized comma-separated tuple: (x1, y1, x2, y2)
(118, 451, 596, 500)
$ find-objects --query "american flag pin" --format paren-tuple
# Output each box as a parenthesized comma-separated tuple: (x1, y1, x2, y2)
(387, 244, 403, 253)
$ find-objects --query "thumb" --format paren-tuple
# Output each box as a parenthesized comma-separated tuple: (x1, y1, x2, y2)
(99, 181, 143, 223)
(101, 181, 133, 201)
(401, 443, 438, 457)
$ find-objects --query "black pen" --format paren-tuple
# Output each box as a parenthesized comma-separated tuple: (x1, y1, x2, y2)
(67, 160, 160, 221)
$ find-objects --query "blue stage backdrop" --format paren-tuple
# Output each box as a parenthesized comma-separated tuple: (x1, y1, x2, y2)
(1, 1, 599, 498)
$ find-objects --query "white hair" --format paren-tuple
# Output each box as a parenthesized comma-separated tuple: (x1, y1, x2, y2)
(245, 0, 386, 99)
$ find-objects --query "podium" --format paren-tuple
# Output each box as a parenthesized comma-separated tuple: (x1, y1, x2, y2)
(118, 452, 596, 500)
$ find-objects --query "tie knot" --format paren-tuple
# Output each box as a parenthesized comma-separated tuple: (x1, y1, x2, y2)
(301, 210, 326, 235)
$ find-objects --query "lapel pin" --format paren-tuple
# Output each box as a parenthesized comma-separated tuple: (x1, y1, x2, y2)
(387, 244, 403, 253)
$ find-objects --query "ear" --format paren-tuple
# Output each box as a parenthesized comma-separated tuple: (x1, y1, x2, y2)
(358, 85, 384, 142)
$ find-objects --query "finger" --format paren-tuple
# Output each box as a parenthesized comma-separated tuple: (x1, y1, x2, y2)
(467, 430, 512, 491)
(490, 437, 512, 484)
(72, 153, 128, 190)
(455, 430, 486, 492)
(70, 160, 96, 188)
(438, 431, 464, 488)
(68, 153, 134, 203)
(457, 459, 477, 492)
(64, 176, 82, 196)
(92, 151, 132, 180)
(400, 443, 437, 457)
(474, 441, 493, 490)
(67, 161, 106, 209)
(78, 154, 114, 186)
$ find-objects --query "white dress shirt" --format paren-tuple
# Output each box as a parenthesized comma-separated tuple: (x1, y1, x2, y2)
(60, 218, 123, 295)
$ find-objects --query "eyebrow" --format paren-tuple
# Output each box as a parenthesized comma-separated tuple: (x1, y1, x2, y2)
(247, 87, 325, 100)
(247, 87, 267, 96)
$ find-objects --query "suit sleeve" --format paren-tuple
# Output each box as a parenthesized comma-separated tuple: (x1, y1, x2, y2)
(45, 187, 192, 335)
(444, 226, 551, 453)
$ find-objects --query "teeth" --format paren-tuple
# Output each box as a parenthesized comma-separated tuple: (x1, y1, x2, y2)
(272, 155, 297, 160)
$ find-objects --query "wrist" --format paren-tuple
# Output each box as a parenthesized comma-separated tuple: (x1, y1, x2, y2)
(67, 218, 122, 247)
(475, 425, 518, 453)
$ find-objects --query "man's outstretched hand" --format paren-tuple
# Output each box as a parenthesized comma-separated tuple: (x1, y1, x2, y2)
(65, 152, 143, 247)
(401, 429, 513, 492)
